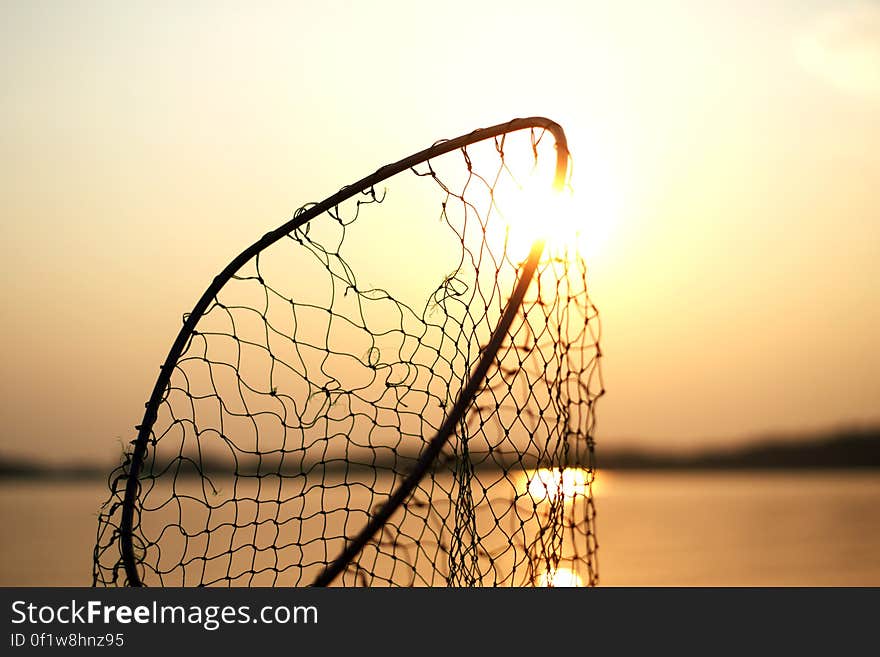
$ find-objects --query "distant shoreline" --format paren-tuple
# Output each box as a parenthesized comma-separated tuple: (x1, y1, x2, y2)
(2, 426, 877, 481)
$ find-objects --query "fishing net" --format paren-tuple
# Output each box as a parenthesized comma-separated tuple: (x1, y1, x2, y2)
(93, 117, 603, 587)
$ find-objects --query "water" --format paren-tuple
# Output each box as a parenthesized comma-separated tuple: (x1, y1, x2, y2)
(2, 470, 879, 586)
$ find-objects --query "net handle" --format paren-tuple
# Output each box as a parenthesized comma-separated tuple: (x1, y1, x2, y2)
(312, 238, 547, 586)
(119, 117, 569, 586)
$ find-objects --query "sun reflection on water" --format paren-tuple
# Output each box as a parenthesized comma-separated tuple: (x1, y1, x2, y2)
(526, 467, 595, 502)
(537, 567, 585, 588)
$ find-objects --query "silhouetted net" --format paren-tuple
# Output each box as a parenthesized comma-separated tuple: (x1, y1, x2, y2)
(94, 125, 603, 587)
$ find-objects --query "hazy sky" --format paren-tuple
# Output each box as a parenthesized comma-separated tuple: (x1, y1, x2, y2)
(1, 0, 877, 463)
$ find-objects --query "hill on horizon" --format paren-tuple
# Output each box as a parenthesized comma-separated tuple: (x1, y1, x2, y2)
(0, 425, 877, 480)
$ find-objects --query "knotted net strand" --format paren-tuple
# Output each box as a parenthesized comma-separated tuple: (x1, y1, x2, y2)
(93, 118, 603, 587)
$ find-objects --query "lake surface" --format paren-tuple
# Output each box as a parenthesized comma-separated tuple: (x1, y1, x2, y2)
(2, 470, 879, 586)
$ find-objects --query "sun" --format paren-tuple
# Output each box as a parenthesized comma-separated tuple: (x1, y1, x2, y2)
(487, 135, 619, 264)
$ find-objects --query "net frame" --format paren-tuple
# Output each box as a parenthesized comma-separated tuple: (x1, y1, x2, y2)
(93, 116, 603, 587)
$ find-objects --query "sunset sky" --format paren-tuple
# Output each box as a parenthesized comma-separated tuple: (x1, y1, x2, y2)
(1, 0, 877, 463)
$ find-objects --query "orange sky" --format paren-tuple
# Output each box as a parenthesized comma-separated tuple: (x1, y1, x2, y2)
(1, 0, 878, 462)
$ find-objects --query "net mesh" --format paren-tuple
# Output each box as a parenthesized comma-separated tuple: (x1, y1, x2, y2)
(93, 122, 603, 587)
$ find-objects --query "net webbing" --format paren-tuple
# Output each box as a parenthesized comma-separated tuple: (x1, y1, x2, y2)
(93, 120, 603, 587)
